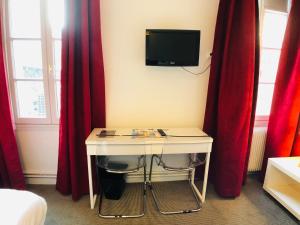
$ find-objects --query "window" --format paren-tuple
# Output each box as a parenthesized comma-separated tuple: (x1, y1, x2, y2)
(3, 0, 64, 124)
(255, 1, 288, 126)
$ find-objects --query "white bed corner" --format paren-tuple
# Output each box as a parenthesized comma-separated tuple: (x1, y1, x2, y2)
(0, 189, 47, 225)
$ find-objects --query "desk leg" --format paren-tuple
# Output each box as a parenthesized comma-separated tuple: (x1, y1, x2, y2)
(201, 152, 210, 202)
(191, 152, 211, 203)
(87, 154, 96, 209)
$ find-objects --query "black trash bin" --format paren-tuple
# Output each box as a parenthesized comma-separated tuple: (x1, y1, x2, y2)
(96, 156, 127, 200)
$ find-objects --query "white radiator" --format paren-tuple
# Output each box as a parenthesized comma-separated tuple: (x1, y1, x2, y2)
(247, 127, 268, 172)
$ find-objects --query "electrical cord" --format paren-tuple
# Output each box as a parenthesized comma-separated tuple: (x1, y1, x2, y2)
(181, 52, 213, 75)
(181, 63, 211, 75)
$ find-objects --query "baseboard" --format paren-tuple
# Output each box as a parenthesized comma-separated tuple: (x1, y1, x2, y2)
(24, 171, 189, 185)
(25, 170, 258, 185)
(24, 173, 57, 185)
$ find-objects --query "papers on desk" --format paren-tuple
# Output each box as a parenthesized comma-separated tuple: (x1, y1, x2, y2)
(97, 129, 160, 138)
(131, 129, 157, 137)
(116, 129, 159, 137)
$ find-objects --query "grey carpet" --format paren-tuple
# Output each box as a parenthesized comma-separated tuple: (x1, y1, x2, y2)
(28, 175, 299, 225)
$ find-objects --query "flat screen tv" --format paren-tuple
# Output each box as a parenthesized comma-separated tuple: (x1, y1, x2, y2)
(146, 29, 200, 66)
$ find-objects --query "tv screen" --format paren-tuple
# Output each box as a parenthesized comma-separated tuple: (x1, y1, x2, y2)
(146, 29, 200, 66)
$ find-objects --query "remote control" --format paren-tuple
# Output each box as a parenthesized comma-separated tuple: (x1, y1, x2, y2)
(157, 129, 167, 137)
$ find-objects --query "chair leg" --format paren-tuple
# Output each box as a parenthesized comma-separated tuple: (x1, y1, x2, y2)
(149, 154, 156, 184)
(98, 157, 146, 219)
(148, 154, 202, 215)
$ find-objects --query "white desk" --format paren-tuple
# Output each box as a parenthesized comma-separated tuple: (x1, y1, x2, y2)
(85, 128, 213, 209)
(263, 157, 300, 220)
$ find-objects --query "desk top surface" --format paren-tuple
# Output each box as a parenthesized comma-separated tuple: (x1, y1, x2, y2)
(86, 128, 213, 145)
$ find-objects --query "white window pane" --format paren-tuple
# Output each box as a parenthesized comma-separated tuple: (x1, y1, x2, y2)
(55, 81, 61, 117)
(16, 81, 46, 118)
(54, 40, 62, 79)
(262, 11, 287, 48)
(9, 0, 41, 38)
(48, 0, 65, 39)
(255, 84, 275, 116)
(260, 49, 280, 83)
(12, 40, 43, 79)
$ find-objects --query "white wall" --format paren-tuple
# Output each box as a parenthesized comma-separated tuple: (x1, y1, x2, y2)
(16, 125, 59, 184)
(17, 0, 220, 184)
(102, 0, 219, 128)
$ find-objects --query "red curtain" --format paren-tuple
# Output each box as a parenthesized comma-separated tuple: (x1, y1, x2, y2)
(261, 0, 300, 178)
(56, 0, 106, 200)
(0, 17, 25, 189)
(203, 0, 259, 197)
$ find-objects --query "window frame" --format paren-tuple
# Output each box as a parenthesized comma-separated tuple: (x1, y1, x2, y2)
(2, 0, 60, 125)
(255, 3, 289, 127)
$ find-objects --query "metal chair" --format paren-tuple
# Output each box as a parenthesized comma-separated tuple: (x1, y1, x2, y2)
(96, 155, 147, 218)
(148, 153, 206, 215)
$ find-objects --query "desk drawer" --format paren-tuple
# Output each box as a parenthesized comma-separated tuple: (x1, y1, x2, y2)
(151, 143, 211, 155)
(87, 144, 148, 156)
